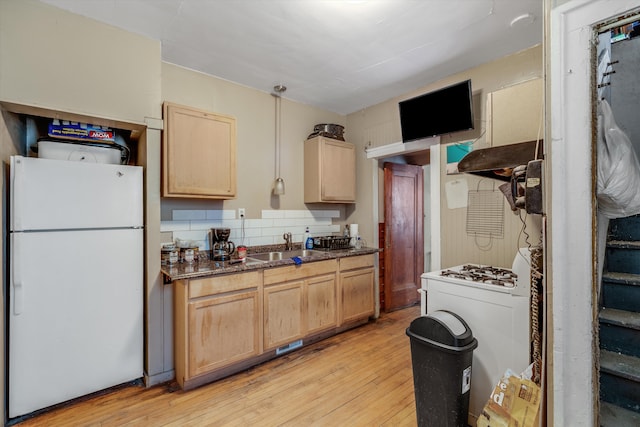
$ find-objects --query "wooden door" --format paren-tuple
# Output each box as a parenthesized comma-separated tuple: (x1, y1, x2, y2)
(383, 162, 423, 311)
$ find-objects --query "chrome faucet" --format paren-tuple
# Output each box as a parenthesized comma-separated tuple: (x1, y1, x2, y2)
(283, 232, 293, 251)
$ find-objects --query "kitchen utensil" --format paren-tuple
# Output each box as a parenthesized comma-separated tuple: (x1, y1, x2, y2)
(307, 123, 345, 141)
(210, 228, 235, 261)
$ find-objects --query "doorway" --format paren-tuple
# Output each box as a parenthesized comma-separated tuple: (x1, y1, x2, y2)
(550, 1, 640, 424)
(383, 162, 424, 311)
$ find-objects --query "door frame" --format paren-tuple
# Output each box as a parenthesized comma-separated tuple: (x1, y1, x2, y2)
(369, 144, 441, 313)
(550, 0, 640, 425)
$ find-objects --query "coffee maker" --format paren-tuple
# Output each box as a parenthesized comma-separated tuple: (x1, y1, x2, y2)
(210, 228, 235, 261)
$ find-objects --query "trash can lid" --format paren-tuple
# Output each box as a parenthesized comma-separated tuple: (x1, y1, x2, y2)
(429, 311, 467, 335)
(406, 310, 477, 350)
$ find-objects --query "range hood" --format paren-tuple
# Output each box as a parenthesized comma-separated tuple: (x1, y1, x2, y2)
(457, 140, 543, 181)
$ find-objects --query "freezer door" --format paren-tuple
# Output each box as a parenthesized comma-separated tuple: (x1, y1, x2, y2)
(9, 229, 143, 418)
(10, 156, 142, 231)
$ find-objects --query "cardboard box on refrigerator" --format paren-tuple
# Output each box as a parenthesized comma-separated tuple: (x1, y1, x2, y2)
(48, 121, 115, 143)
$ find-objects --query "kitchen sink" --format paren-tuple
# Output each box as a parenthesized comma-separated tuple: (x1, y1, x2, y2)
(243, 258, 268, 266)
(247, 249, 322, 262)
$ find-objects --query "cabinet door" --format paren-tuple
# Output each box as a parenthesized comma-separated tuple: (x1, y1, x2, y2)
(486, 78, 543, 147)
(188, 290, 260, 377)
(304, 136, 355, 203)
(321, 138, 355, 201)
(163, 102, 237, 199)
(264, 281, 305, 350)
(340, 267, 375, 325)
(306, 273, 337, 335)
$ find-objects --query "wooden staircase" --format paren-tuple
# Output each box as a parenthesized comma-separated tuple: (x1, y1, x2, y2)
(599, 215, 640, 426)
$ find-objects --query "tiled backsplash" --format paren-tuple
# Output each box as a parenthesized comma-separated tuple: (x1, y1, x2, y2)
(161, 209, 342, 250)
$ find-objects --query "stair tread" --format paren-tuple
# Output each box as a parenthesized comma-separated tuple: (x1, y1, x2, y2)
(600, 401, 640, 427)
(600, 308, 640, 330)
(609, 240, 640, 249)
(600, 349, 640, 382)
(602, 271, 640, 285)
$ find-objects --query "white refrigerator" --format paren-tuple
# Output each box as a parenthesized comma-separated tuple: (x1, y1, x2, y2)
(8, 155, 144, 418)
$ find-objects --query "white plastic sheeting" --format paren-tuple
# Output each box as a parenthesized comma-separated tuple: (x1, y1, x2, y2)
(597, 99, 640, 218)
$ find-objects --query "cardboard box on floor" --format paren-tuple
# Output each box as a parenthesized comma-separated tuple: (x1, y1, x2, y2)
(477, 367, 541, 427)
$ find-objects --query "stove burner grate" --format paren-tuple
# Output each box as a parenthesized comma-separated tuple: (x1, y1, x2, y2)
(440, 264, 517, 287)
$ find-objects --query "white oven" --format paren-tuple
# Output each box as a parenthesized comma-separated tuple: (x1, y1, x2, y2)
(419, 249, 532, 425)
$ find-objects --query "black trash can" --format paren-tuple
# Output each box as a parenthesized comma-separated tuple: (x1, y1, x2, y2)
(406, 310, 478, 427)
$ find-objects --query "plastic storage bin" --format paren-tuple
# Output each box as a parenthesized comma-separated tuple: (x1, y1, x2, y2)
(37, 140, 123, 164)
(406, 310, 478, 427)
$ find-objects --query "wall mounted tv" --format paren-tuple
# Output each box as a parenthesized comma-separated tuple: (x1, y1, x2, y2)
(399, 79, 474, 143)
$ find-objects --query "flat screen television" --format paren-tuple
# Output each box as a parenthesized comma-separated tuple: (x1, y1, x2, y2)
(399, 79, 474, 142)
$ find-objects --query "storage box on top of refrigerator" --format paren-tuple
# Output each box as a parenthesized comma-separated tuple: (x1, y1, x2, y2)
(8, 155, 143, 418)
(37, 139, 123, 164)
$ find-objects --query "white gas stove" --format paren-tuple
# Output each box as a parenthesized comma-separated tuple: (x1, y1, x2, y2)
(419, 249, 532, 425)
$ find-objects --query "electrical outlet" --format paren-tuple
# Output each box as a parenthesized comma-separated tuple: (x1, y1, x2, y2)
(238, 208, 245, 218)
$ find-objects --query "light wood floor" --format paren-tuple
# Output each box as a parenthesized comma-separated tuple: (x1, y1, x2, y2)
(14, 305, 421, 427)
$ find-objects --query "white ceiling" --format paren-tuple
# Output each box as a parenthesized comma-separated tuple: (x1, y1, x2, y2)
(40, 0, 542, 115)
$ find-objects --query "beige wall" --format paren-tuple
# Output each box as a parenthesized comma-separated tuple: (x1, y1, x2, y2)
(160, 62, 346, 220)
(347, 44, 543, 268)
(0, 0, 161, 123)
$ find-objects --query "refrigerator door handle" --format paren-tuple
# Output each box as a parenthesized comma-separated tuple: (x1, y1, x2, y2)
(12, 233, 23, 315)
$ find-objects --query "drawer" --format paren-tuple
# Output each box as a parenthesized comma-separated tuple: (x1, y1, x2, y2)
(189, 271, 262, 298)
(264, 259, 338, 286)
(340, 254, 375, 271)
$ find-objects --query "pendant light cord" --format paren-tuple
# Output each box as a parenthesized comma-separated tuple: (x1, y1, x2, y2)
(274, 93, 280, 180)
(272, 85, 286, 195)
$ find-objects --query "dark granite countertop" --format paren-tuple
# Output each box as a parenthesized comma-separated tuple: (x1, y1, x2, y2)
(161, 246, 380, 282)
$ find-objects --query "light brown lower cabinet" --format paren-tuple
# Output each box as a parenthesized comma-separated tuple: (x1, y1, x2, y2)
(339, 254, 376, 325)
(306, 274, 338, 335)
(263, 280, 305, 350)
(263, 260, 338, 350)
(173, 271, 263, 389)
(173, 255, 374, 390)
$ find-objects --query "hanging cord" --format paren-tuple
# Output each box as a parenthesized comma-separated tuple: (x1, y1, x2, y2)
(534, 84, 543, 161)
(474, 234, 494, 251)
(517, 209, 533, 250)
(446, 126, 487, 153)
(516, 210, 544, 282)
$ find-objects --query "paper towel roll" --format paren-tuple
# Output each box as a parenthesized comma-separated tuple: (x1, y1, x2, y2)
(349, 224, 358, 238)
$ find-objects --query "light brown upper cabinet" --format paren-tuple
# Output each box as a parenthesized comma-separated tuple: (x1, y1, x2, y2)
(162, 102, 237, 199)
(486, 78, 543, 147)
(304, 136, 356, 203)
